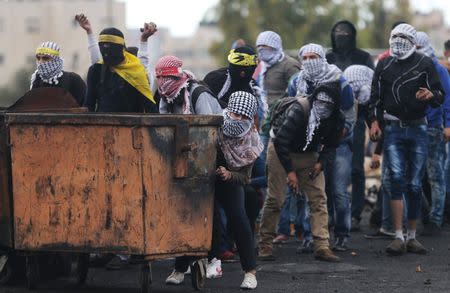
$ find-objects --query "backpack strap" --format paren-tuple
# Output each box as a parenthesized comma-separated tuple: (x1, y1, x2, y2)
(296, 96, 311, 118)
(190, 82, 216, 109)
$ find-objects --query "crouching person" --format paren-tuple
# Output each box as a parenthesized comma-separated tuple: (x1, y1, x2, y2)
(166, 91, 263, 290)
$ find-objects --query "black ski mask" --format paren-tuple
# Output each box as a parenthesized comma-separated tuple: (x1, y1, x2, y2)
(333, 22, 355, 52)
(98, 27, 125, 66)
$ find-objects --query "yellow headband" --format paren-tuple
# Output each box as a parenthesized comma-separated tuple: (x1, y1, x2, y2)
(98, 34, 125, 45)
(227, 50, 257, 66)
(35, 47, 60, 57)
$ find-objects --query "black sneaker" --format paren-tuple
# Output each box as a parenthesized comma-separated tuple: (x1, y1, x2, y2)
(296, 239, 314, 254)
(333, 237, 349, 252)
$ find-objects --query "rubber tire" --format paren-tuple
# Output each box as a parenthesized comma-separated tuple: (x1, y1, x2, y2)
(138, 262, 152, 293)
(0, 256, 13, 285)
(26, 255, 39, 290)
(190, 261, 205, 291)
(76, 253, 90, 285)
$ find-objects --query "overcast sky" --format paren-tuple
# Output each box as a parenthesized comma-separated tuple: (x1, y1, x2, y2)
(123, 0, 449, 37)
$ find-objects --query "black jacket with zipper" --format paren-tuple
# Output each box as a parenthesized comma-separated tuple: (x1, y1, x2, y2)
(368, 52, 444, 123)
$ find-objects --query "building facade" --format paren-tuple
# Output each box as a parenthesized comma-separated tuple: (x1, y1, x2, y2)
(0, 0, 125, 87)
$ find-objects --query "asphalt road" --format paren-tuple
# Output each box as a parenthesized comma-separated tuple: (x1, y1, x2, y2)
(2, 220, 450, 293)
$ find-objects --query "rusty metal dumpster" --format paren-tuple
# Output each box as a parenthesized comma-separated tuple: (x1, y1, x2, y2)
(4, 112, 222, 291)
(0, 88, 86, 285)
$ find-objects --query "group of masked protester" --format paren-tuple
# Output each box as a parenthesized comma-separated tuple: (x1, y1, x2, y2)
(29, 14, 450, 290)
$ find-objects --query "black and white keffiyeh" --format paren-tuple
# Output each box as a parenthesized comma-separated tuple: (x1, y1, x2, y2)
(296, 44, 342, 97)
(219, 91, 263, 168)
(389, 23, 417, 60)
(416, 31, 436, 58)
(304, 92, 335, 150)
(222, 91, 258, 138)
(226, 91, 258, 119)
(343, 65, 374, 105)
(30, 41, 64, 88)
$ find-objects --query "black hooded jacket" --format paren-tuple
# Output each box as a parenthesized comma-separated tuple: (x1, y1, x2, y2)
(273, 80, 345, 173)
(326, 20, 374, 71)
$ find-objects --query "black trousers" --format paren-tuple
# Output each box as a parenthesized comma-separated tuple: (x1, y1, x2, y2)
(175, 180, 257, 272)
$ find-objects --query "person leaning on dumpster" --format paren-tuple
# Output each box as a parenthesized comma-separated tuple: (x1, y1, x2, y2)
(31, 41, 86, 105)
(83, 27, 157, 113)
(166, 91, 263, 290)
(155, 55, 222, 114)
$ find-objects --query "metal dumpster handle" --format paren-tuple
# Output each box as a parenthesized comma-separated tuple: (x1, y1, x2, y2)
(174, 122, 190, 178)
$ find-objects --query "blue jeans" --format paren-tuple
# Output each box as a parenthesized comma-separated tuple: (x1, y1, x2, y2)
(250, 134, 269, 189)
(329, 140, 353, 239)
(426, 127, 446, 226)
(383, 124, 428, 220)
(445, 143, 450, 208)
(277, 188, 293, 236)
(351, 115, 366, 221)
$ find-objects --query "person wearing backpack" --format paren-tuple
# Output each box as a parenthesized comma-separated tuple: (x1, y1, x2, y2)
(31, 41, 86, 105)
(258, 43, 345, 262)
(155, 55, 222, 115)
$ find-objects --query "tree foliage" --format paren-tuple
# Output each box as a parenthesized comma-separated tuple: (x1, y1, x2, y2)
(210, 0, 412, 64)
(0, 66, 34, 108)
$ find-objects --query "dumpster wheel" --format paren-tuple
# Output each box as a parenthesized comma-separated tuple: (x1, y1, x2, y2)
(191, 259, 206, 290)
(76, 253, 90, 285)
(139, 262, 152, 293)
(25, 255, 39, 290)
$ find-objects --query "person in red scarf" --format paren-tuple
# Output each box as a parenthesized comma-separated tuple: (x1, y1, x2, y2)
(155, 55, 222, 114)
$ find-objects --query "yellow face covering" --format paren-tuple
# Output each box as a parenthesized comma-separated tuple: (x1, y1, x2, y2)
(99, 50, 155, 104)
(227, 50, 257, 66)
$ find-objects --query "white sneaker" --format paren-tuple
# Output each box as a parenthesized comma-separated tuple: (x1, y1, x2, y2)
(240, 272, 257, 290)
(165, 270, 184, 285)
(206, 258, 223, 279)
(184, 266, 191, 275)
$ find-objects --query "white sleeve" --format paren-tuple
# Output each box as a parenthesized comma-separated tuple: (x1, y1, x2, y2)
(87, 33, 102, 65)
(138, 41, 149, 68)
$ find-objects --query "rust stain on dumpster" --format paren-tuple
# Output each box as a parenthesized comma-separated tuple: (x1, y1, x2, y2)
(8, 115, 219, 258)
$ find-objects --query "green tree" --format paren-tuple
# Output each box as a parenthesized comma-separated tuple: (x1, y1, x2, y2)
(210, 0, 412, 64)
(0, 66, 34, 108)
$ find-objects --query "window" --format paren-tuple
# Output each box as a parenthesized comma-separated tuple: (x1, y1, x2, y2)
(25, 17, 40, 34)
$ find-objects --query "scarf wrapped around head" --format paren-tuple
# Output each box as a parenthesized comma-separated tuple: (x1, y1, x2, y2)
(416, 31, 435, 58)
(31, 41, 64, 88)
(304, 92, 336, 151)
(343, 65, 374, 105)
(256, 31, 284, 67)
(296, 43, 342, 97)
(155, 55, 194, 113)
(389, 23, 417, 60)
(219, 91, 263, 169)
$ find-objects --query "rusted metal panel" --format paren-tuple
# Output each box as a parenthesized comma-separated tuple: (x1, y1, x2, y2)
(141, 126, 217, 257)
(10, 125, 145, 254)
(7, 113, 221, 258)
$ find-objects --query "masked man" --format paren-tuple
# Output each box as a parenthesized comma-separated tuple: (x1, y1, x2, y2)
(31, 41, 86, 105)
(369, 24, 444, 255)
(84, 27, 156, 113)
